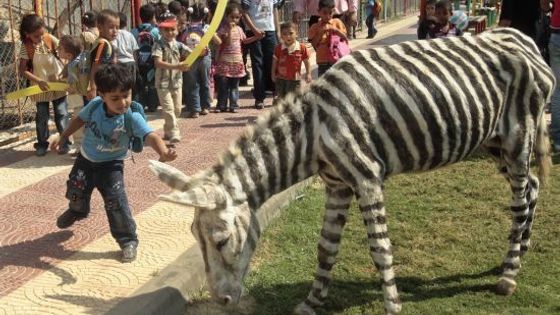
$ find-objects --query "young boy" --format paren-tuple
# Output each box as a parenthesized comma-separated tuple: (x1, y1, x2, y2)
(308, 0, 347, 76)
(428, 0, 463, 39)
(87, 9, 119, 100)
(51, 63, 177, 262)
(152, 11, 190, 143)
(417, 0, 437, 39)
(271, 22, 311, 100)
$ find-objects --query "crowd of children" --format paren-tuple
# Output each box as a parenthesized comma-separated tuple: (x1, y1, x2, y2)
(20, 0, 446, 263)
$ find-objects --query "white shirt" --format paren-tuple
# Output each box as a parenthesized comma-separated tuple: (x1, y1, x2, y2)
(112, 29, 138, 63)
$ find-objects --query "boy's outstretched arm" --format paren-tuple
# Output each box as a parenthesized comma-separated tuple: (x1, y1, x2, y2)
(50, 117, 86, 152)
(145, 132, 178, 162)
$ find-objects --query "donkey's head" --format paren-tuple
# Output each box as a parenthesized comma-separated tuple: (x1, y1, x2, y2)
(150, 161, 255, 305)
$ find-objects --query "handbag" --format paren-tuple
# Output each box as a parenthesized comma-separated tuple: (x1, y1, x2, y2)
(327, 33, 351, 64)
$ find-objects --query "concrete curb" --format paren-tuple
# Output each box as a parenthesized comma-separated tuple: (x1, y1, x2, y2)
(107, 179, 313, 315)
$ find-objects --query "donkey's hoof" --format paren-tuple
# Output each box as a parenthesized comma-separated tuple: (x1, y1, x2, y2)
(293, 302, 316, 315)
(496, 277, 517, 296)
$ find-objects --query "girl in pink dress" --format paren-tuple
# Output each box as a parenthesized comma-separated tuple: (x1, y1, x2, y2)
(214, 3, 262, 112)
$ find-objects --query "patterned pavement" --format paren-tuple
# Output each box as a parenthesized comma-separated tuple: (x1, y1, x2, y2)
(0, 16, 418, 315)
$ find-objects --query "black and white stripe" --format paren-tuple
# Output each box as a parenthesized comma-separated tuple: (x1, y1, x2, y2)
(152, 28, 555, 314)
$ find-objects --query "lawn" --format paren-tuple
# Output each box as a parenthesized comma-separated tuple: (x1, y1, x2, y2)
(237, 152, 560, 315)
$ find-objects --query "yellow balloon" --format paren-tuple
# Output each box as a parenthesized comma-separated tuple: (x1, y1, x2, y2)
(5, 82, 69, 101)
(182, 0, 227, 66)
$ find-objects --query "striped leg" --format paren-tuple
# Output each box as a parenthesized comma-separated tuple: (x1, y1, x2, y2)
(358, 187, 401, 314)
(293, 185, 353, 315)
(497, 152, 532, 296)
(520, 173, 539, 256)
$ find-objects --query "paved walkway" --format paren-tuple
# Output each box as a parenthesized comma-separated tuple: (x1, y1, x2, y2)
(0, 16, 418, 315)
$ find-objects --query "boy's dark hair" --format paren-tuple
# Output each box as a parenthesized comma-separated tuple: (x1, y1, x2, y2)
(118, 12, 128, 29)
(154, 1, 169, 22)
(139, 4, 156, 23)
(168, 0, 184, 15)
(97, 9, 119, 26)
(59, 35, 83, 59)
(82, 11, 98, 28)
(435, 0, 452, 12)
(188, 1, 209, 21)
(280, 21, 297, 32)
(95, 63, 134, 93)
(318, 0, 335, 9)
(426, 0, 437, 5)
(225, 2, 241, 18)
(19, 14, 45, 40)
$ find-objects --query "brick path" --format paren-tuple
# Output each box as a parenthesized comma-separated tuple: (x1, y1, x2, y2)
(0, 16, 418, 314)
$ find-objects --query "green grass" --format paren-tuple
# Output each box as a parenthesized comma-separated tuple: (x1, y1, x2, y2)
(239, 152, 560, 315)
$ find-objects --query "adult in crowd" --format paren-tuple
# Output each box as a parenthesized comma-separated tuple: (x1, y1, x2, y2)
(498, 0, 541, 40)
(242, 0, 281, 109)
(547, 0, 560, 151)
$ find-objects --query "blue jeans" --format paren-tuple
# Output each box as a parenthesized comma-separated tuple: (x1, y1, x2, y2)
(216, 76, 240, 110)
(549, 33, 560, 145)
(36, 96, 69, 149)
(183, 54, 212, 113)
(66, 154, 138, 247)
(366, 14, 378, 38)
(247, 31, 277, 102)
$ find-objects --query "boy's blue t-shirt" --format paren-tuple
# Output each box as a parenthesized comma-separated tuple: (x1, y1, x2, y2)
(78, 98, 152, 162)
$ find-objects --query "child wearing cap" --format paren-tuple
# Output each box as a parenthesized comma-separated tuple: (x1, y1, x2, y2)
(152, 11, 191, 144)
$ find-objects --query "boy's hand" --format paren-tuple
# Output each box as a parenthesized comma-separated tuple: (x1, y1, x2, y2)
(37, 80, 49, 91)
(86, 88, 96, 100)
(47, 74, 58, 81)
(305, 72, 312, 83)
(159, 148, 177, 162)
(178, 63, 190, 71)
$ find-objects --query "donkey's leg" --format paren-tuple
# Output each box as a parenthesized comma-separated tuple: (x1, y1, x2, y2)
(293, 184, 353, 315)
(357, 185, 401, 314)
(520, 173, 539, 256)
(496, 148, 533, 296)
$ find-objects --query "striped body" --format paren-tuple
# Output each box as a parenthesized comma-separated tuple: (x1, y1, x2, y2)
(151, 28, 555, 314)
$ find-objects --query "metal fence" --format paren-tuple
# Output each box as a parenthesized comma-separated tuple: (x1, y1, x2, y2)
(0, 0, 419, 131)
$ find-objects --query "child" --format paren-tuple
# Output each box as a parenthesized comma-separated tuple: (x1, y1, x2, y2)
(18, 13, 69, 156)
(308, 0, 347, 76)
(179, 2, 221, 118)
(152, 11, 190, 143)
(365, 0, 380, 39)
(428, 0, 463, 39)
(271, 22, 311, 100)
(50, 63, 177, 263)
(58, 35, 86, 154)
(417, 0, 437, 39)
(87, 9, 119, 100)
(114, 12, 139, 99)
(81, 11, 99, 51)
(132, 4, 161, 112)
(215, 3, 263, 113)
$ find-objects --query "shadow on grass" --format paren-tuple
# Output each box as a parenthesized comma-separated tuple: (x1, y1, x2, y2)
(243, 267, 501, 314)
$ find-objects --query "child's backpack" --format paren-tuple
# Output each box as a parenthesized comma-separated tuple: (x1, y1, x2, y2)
(178, 23, 210, 56)
(373, 0, 383, 18)
(327, 33, 351, 64)
(124, 102, 147, 153)
(67, 51, 92, 96)
(135, 25, 156, 82)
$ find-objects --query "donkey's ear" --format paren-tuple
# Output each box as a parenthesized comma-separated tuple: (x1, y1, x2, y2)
(149, 160, 191, 191)
(159, 183, 226, 210)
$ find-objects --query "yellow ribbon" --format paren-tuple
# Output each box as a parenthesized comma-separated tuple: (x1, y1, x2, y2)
(182, 0, 227, 66)
(4, 82, 69, 101)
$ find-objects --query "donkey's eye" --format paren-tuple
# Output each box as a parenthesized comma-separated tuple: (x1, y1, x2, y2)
(216, 236, 231, 251)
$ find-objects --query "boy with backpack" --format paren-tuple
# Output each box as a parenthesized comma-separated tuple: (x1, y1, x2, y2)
(87, 9, 119, 100)
(365, 0, 382, 39)
(50, 63, 177, 263)
(132, 4, 161, 112)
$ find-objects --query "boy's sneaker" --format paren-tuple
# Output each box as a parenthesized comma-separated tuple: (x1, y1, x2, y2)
(200, 109, 209, 115)
(186, 111, 200, 118)
(122, 243, 137, 263)
(58, 146, 70, 155)
(229, 108, 238, 113)
(35, 147, 47, 156)
(169, 137, 181, 144)
(255, 102, 264, 110)
(56, 209, 86, 229)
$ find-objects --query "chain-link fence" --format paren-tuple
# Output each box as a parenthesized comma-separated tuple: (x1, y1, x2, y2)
(0, 0, 419, 131)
